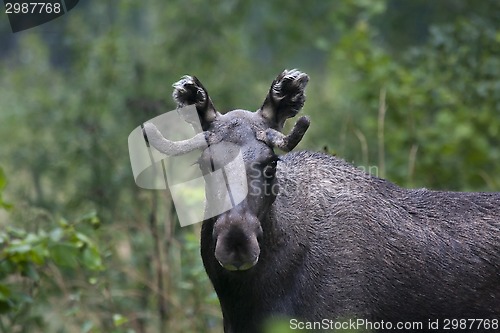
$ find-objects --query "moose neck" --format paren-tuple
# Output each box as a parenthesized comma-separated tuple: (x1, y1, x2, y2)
(199, 156, 317, 330)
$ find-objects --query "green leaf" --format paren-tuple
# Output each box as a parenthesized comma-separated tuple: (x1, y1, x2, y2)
(0, 300, 13, 314)
(22, 262, 40, 281)
(82, 246, 104, 271)
(113, 313, 128, 327)
(49, 242, 79, 268)
(0, 167, 12, 210)
(0, 283, 11, 301)
(5, 240, 32, 255)
(0, 260, 15, 279)
(0, 196, 13, 210)
(49, 227, 64, 242)
(75, 232, 92, 246)
(81, 320, 94, 333)
(78, 211, 101, 229)
(58, 218, 70, 229)
(0, 232, 7, 245)
(0, 167, 6, 191)
(6, 227, 26, 238)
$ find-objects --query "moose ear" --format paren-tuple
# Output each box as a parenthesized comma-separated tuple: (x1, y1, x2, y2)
(258, 69, 309, 131)
(172, 75, 220, 130)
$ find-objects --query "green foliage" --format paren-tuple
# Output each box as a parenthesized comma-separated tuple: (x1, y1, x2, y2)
(322, 14, 500, 190)
(0, 168, 12, 210)
(0, 183, 104, 331)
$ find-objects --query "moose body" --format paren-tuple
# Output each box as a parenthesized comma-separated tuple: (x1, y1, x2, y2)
(144, 70, 500, 333)
(203, 151, 500, 332)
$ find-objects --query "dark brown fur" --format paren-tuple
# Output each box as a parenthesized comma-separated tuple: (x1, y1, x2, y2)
(145, 70, 500, 333)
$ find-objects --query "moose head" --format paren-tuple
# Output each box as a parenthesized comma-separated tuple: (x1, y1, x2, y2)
(143, 69, 309, 271)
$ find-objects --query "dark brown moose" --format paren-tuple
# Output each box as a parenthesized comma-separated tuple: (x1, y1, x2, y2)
(143, 70, 500, 333)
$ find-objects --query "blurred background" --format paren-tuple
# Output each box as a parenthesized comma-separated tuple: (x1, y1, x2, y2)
(0, 1, 499, 332)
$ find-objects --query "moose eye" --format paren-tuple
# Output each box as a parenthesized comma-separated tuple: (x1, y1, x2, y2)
(262, 157, 279, 179)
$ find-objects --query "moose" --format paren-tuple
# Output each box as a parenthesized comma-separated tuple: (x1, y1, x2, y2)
(143, 70, 500, 333)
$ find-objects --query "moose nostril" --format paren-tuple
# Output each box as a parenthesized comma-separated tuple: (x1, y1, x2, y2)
(218, 257, 259, 271)
(214, 235, 260, 271)
(237, 260, 258, 271)
(213, 214, 262, 271)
